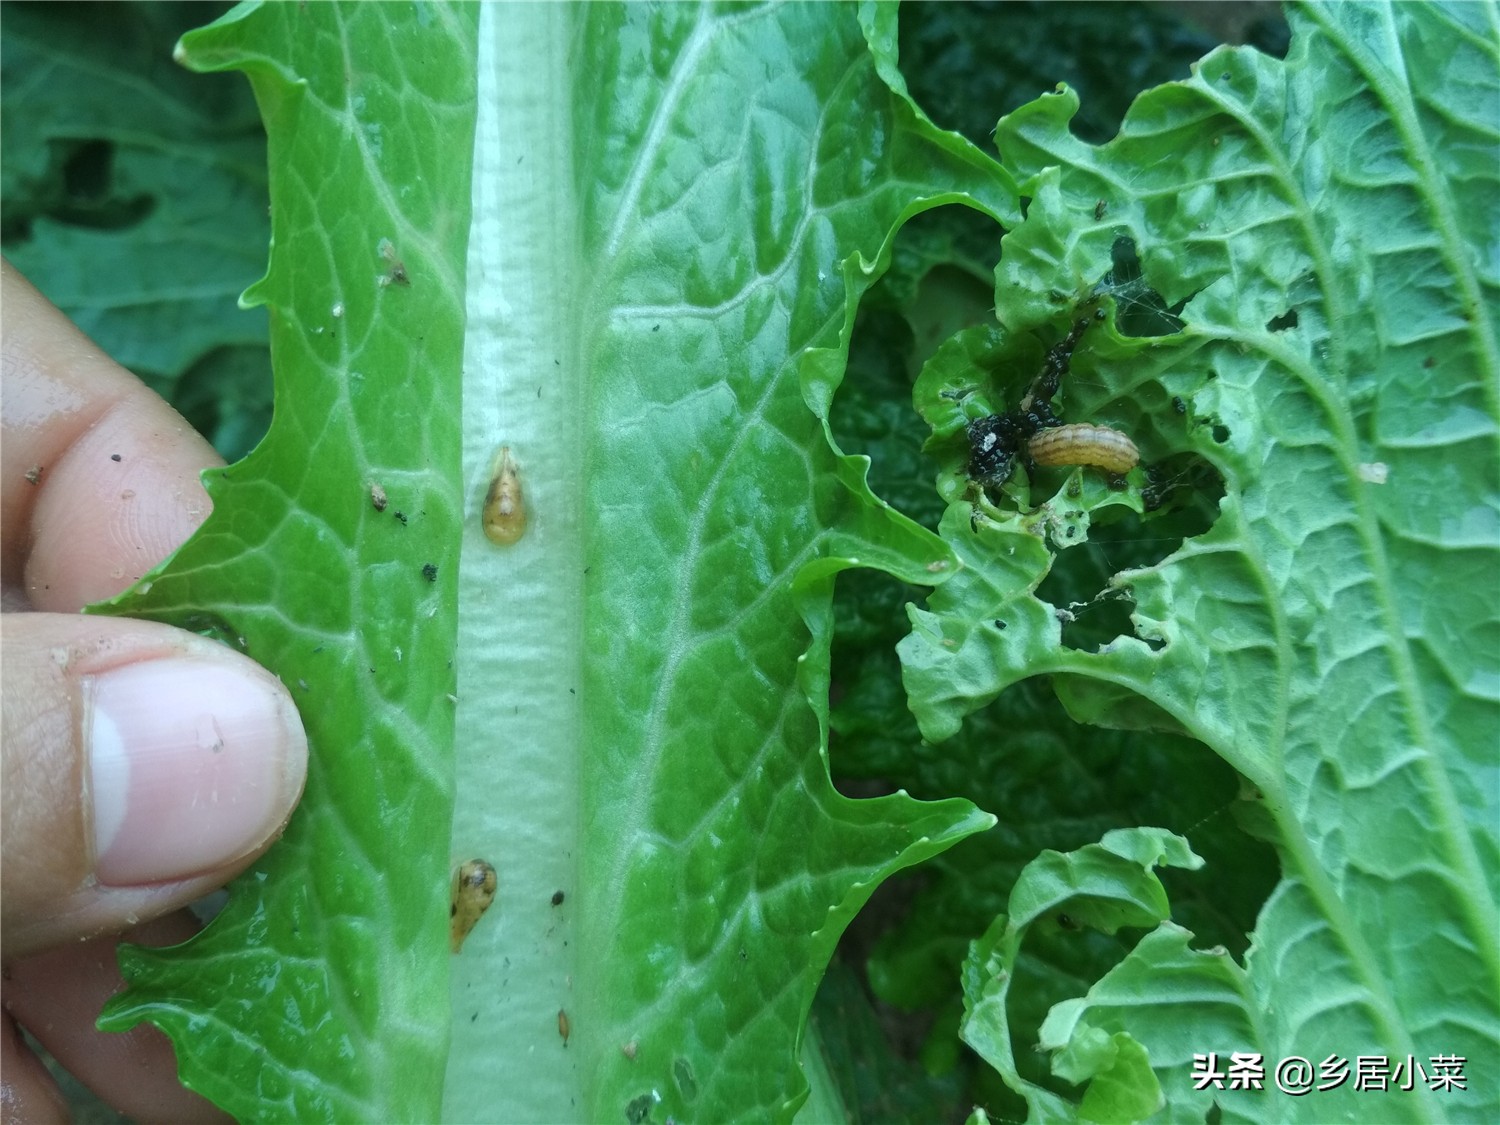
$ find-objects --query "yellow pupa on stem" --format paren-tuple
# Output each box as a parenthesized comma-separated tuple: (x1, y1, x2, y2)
(450, 859, 498, 952)
(482, 445, 526, 544)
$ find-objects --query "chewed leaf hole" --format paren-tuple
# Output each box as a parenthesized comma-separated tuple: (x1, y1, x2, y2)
(1037, 453, 1223, 652)
(1103, 236, 1188, 337)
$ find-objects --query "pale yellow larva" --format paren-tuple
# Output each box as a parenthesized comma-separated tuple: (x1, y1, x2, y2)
(450, 859, 498, 952)
(482, 445, 527, 545)
(1027, 423, 1139, 473)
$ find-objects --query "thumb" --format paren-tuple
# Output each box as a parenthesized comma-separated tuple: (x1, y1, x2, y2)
(1, 613, 308, 957)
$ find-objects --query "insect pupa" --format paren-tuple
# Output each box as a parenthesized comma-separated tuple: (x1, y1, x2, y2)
(450, 859, 498, 952)
(482, 446, 527, 545)
(1027, 423, 1140, 474)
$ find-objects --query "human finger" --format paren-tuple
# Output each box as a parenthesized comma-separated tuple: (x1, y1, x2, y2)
(1, 258, 222, 611)
(1, 612, 307, 958)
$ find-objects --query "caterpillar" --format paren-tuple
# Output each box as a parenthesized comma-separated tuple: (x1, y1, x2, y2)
(1027, 423, 1139, 473)
(482, 445, 527, 545)
(450, 859, 498, 952)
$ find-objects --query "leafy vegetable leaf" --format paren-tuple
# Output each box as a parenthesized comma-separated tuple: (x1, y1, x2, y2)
(91, 4, 479, 1121)
(77, 2, 1017, 1120)
(901, 3, 1499, 1121)
(46, 1, 1494, 1122)
(445, 5, 1013, 1122)
(960, 830, 1202, 1124)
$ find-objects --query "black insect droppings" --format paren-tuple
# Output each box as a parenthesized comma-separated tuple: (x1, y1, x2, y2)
(963, 313, 1098, 491)
(1172, 395, 1188, 415)
(551, 890, 565, 906)
(422, 563, 438, 582)
(965, 413, 1022, 486)
(394, 511, 408, 525)
(110, 453, 122, 462)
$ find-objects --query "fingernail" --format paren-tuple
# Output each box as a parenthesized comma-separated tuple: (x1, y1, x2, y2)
(85, 657, 307, 886)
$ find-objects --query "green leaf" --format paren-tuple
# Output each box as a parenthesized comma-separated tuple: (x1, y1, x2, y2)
(960, 829, 1197, 1123)
(40, 1, 1490, 1121)
(825, 186, 1271, 1108)
(906, 3, 1499, 1122)
(446, 6, 1009, 1122)
(1072, 1034, 1162, 1125)
(75, 2, 1020, 1120)
(91, 4, 479, 1121)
